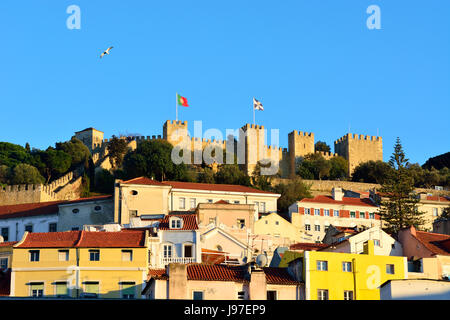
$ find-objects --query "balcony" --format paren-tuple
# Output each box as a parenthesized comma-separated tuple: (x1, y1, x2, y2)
(160, 257, 195, 266)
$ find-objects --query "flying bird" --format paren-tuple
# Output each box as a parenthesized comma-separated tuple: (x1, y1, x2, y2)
(100, 46, 114, 58)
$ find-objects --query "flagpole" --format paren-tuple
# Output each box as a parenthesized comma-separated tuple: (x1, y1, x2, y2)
(253, 100, 255, 125)
(176, 92, 178, 121)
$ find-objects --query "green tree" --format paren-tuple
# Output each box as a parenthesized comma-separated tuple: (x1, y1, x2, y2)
(251, 161, 277, 191)
(215, 164, 251, 186)
(107, 136, 129, 169)
(10, 164, 45, 185)
(0, 142, 33, 167)
(0, 165, 11, 185)
(378, 137, 426, 234)
(273, 178, 312, 213)
(197, 167, 216, 184)
(94, 169, 115, 194)
(328, 156, 349, 180)
(352, 160, 393, 184)
(315, 141, 331, 153)
(55, 137, 91, 169)
(297, 153, 331, 180)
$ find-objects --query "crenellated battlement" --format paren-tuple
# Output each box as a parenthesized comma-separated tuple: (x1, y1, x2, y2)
(334, 133, 382, 144)
(242, 123, 265, 131)
(289, 130, 314, 137)
(315, 151, 338, 159)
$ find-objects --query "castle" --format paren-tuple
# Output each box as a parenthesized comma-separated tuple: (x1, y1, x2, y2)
(75, 120, 383, 179)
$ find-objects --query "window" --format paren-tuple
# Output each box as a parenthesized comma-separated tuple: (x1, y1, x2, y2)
(122, 250, 133, 261)
(305, 224, 311, 231)
(71, 227, 79, 231)
(89, 250, 100, 261)
(314, 225, 320, 232)
(317, 289, 328, 300)
(193, 291, 204, 300)
(342, 261, 352, 272)
(129, 210, 138, 217)
(344, 290, 354, 300)
(267, 290, 277, 300)
(30, 250, 40, 262)
(25, 224, 33, 233)
(317, 260, 328, 271)
(48, 223, 57, 232)
(94, 206, 102, 211)
(58, 250, 69, 261)
(260, 202, 266, 213)
(324, 225, 329, 232)
(1, 227, 9, 241)
(131, 190, 138, 195)
(234, 201, 240, 204)
(207, 199, 213, 203)
(0, 258, 7, 270)
(237, 219, 245, 229)
(334, 210, 339, 217)
(360, 212, 366, 219)
(265, 220, 268, 224)
(275, 221, 279, 225)
(170, 218, 182, 229)
(304, 208, 311, 215)
(121, 282, 135, 299)
(184, 244, 193, 258)
(237, 291, 245, 300)
(324, 209, 330, 216)
(369, 212, 375, 219)
(314, 209, 320, 216)
(386, 264, 395, 274)
(350, 211, 356, 218)
(30, 282, 44, 297)
(190, 198, 196, 209)
(84, 282, 99, 298)
(209, 218, 215, 225)
(374, 239, 381, 247)
(179, 198, 186, 209)
(55, 282, 68, 297)
(433, 208, 438, 217)
(72, 208, 79, 214)
(163, 245, 172, 258)
(254, 202, 259, 212)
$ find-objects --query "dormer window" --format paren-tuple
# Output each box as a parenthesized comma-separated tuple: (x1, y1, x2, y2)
(170, 217, 183, 229)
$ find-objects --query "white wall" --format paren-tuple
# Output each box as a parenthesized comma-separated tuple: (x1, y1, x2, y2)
(0, 214, 58, 242)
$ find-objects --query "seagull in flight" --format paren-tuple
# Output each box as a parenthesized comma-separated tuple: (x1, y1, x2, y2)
(100, 46, 114, 59)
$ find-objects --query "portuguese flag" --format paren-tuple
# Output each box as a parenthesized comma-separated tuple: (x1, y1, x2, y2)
(177, 93, 189, 107)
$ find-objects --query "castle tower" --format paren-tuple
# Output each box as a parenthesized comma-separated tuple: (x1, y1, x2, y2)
(74, 127, 104, 154)
(287, 130, 315, 178)
(240, 124, 266, 176)
(163, 120, 189, 146)
(334, 133, 383, 176)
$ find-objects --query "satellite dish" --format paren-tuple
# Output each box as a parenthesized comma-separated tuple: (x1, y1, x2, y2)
(255, 254, 268, 267)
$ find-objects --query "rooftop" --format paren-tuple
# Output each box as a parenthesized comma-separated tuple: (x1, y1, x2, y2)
(299, 195, 378, 207)
(158, 214, 198, 231)
(413, 230, 450, 256)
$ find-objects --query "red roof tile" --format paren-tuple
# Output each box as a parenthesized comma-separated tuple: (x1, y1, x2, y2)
(425, 195, 450, 202)
(147, 268, 168, 280)
(62, 195, 113, 205)
(215, 200, 230, 204)
(414, 231, 450, 256)
(187, 264, 248, 282)
(16, 231, 82, 248)
(262, 267, 301, 285)
(289, 243, 329, 251)
(76, 230, 146, 248)
(163, 181, 279, 195)
(15, 230, 146, 248)
(0, 200, 63, 220)
(121, 177, 168, 186)
(0, 241, 18, 247)
(299, 195, 377, 207)
(0, 269, 11, 296)
(159, 214, 198, 231)
(201, 249, 229, 265)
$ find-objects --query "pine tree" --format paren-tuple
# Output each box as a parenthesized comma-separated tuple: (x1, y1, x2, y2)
(378, 137, 425, 233)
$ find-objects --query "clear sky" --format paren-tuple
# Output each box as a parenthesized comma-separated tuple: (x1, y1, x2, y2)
(0, 0, 448, 165)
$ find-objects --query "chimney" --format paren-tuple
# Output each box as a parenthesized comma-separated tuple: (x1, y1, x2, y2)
(168, 263, 187, 299)
(249, 269, 267, 300)
(332, 187, 344, 201)
(409, 225, 417, 237)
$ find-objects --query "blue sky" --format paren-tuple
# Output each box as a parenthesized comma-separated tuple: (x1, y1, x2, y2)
(0, 0, 448, 165)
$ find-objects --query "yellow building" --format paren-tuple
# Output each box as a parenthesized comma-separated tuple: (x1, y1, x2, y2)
(286, 240, 407, 300)
(11, 229, 148, 298)
(254, 213, 302, 243)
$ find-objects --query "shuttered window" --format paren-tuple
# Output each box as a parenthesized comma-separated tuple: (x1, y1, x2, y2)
(121, 282, 135, 299)
(30, 283, 44, 297)
(84, 282, 99, 297)
(55, 282, 68, 296)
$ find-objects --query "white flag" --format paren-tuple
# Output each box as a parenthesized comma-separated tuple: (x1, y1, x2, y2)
(253, 97, 264, 111)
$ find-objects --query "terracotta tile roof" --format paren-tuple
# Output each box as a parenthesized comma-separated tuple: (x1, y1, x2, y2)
(262, 267, 301, 285)
(335, 226, 358, 234)
(159, 214, 198, 231)
(299, 195, 377, 207)
(0, 200, 63, 220)
(215, 200, 230, 204)
(0, 269, 11, 296)
(187, 264, 248, 282)
(289, 243, 329, 251)
(16, 231, 82, 248)
(201, 249, 229, 265)
(162, 181, 279, 195)
(425, 195, 450, 202)
(121, 177, 168, 186)
(0, 195, 114, 220)
(0, 241, 18, 247)
(15, 230, 146, 248)
(414, 231, 450, 256)
(147, 268, 168, 280)
(75, 230, 146, 248)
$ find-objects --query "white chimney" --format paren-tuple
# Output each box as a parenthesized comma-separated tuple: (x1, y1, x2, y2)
(332, 187, 344, 201)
